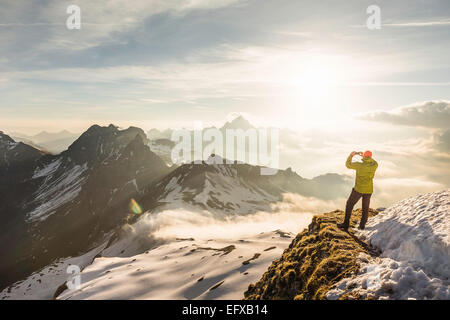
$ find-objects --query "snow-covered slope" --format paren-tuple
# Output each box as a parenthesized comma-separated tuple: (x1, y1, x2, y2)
(28, 161, 88, 222)
(327, 190, 449, 300)
(150, 162, 279, 215)
(141, 158, 352, 218)
(57, 232, 290, 300)
(1, 208, 314, 300)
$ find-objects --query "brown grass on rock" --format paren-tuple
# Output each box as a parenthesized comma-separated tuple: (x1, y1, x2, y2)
(244, 209, 378, 300)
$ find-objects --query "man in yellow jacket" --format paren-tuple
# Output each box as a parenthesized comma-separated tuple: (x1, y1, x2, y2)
(339, 150, 378, 232)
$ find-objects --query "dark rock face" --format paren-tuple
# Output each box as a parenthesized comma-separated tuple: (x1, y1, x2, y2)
(0, 131, 43, 179)
(0, 132, 44, 258)
(0, 126, 170, 290)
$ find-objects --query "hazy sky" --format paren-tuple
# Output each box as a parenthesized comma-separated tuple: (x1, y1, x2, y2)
(0, 0, 449, 133)
(0, 1, 449, 205)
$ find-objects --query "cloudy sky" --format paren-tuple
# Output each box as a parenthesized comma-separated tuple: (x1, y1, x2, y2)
(0, 0, 449, 204)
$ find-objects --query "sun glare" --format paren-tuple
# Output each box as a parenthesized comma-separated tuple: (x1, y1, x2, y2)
(283, 54, 352, 126)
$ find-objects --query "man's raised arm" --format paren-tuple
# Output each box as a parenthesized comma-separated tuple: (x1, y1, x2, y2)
(346, 151, 361, 170)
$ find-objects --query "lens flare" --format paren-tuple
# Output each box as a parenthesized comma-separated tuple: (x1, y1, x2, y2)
(129, 198, 143, 215)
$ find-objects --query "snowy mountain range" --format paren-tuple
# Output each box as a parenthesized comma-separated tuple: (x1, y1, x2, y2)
(1, 118, 446, 300)
(0, 125, 170, 290)
(2, 184, 447, 300)
(145, 115, 269, 166)
(0, 120, 351, 294)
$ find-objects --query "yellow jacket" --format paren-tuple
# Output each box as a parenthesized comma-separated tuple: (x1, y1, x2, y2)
(346, 155, 378, 194)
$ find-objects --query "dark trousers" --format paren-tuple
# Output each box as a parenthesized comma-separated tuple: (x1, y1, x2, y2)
(343, 188, 372, 229)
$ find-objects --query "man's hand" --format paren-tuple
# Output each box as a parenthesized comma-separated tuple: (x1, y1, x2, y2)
(350, 151, 363, 157)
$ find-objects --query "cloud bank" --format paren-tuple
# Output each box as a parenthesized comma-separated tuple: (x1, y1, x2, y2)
(120, 193, 345, 244)
(434, 129, 450, 153)
(359, 101, 450, 129)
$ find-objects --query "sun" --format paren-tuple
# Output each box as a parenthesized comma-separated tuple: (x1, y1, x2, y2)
(283, 54, 351, 126)
(291, 56, 345, 101)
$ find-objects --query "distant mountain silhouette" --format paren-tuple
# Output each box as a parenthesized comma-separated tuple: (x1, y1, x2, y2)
(11, 130, 79, 154)
(221, 115, 255, 131)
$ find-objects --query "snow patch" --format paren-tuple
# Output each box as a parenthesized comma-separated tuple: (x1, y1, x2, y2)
(27, 163, 88, 222)
(32, 158, 62, 178)
(56, 208, 313, 300)
(327, 190, 450, 300)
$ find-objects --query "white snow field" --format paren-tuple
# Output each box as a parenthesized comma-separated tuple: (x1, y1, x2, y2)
(1, 208, 313, 300)
(328, 190, 449, 300)
(58, 232, 289, 300)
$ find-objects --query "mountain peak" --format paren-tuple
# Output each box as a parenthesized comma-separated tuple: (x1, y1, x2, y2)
(32, 129, 76, 141)
(0, 131, 15, 144)
(0, 131, 42, 170)
(147, 128, 173, 140)
(65, 124, 150, 164)
(222, 115, 254, 130)
(85, 124, 116, 134)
